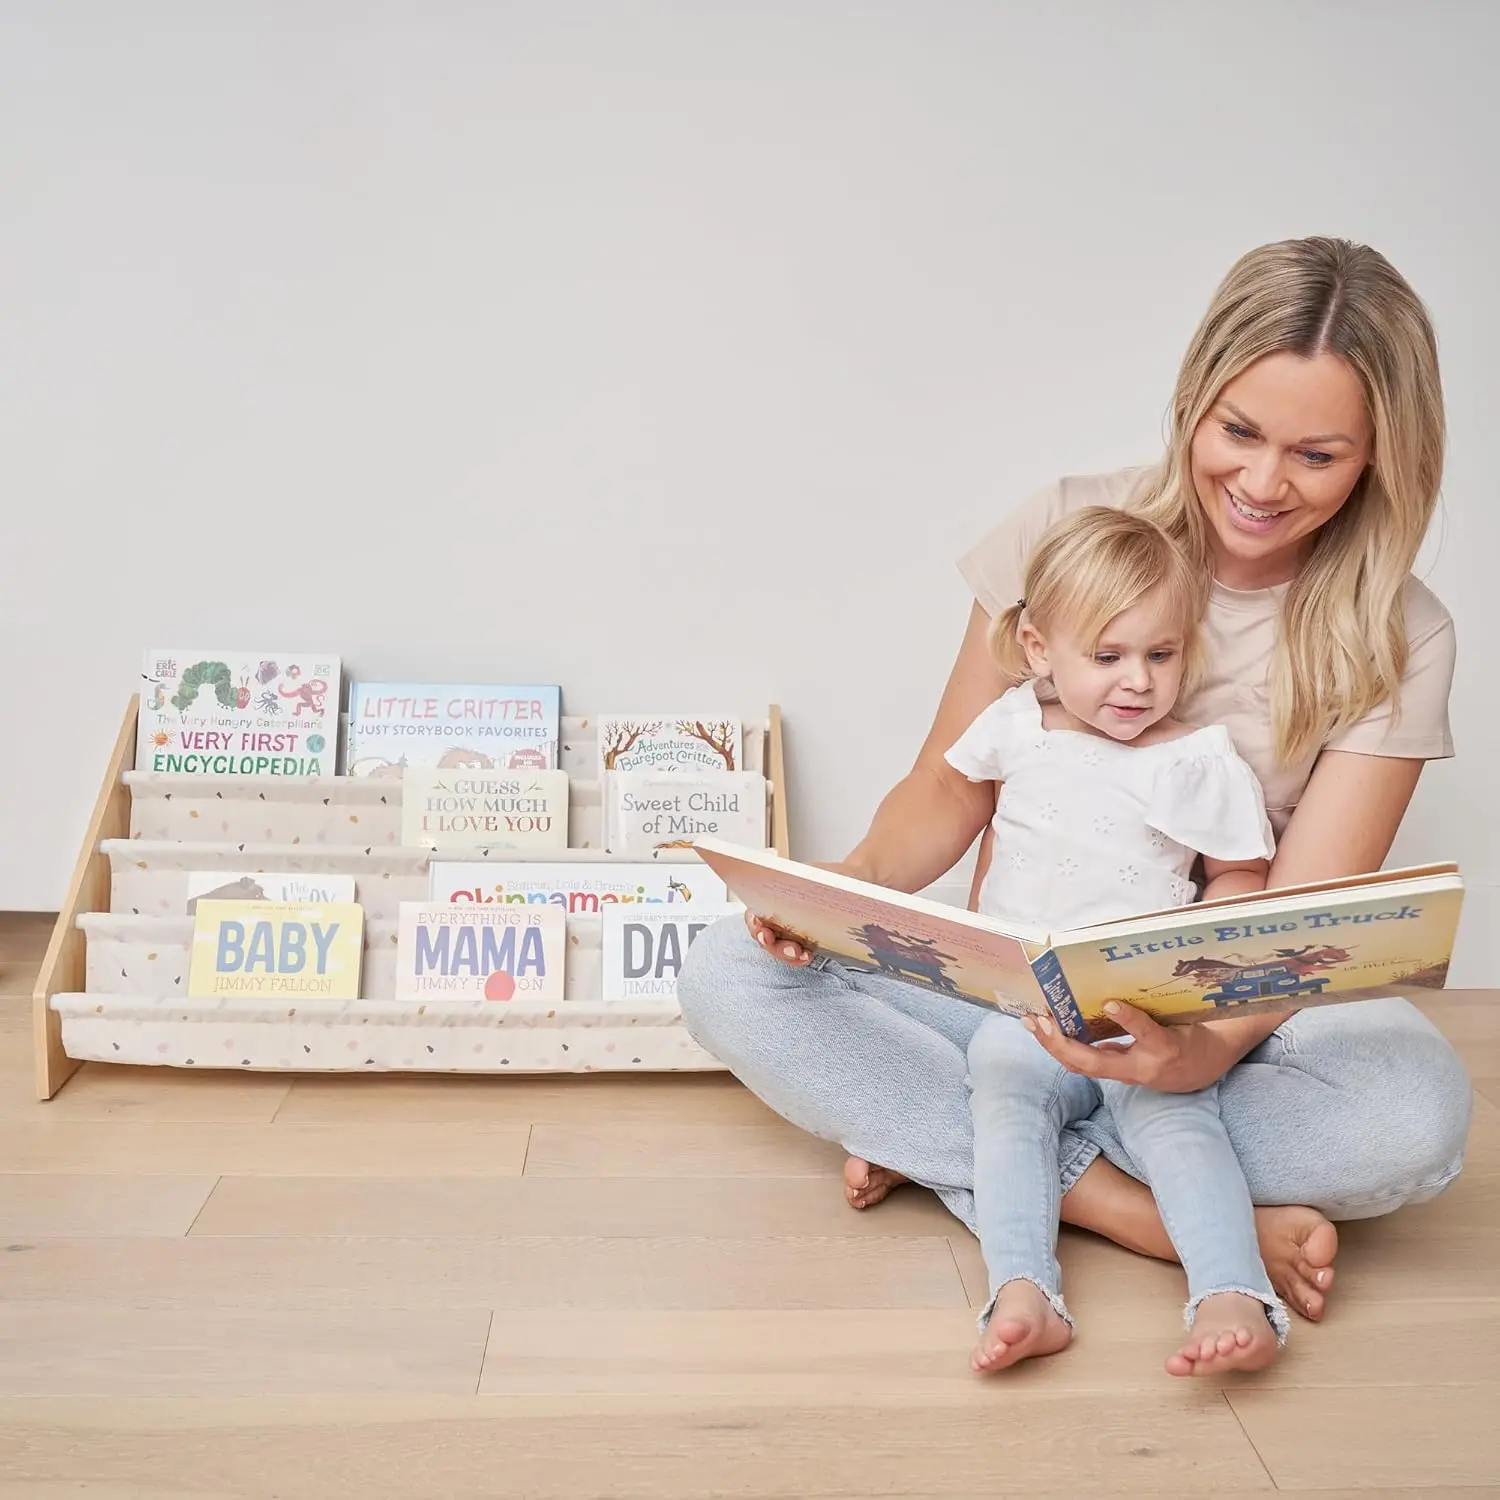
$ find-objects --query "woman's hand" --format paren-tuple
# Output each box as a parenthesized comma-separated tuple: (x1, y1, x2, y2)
(1023, 1001, 1286, 1094)
(744, 860, 871, 968)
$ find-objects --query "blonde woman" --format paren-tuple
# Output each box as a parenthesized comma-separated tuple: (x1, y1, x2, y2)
(676, 236, 1472, 1328)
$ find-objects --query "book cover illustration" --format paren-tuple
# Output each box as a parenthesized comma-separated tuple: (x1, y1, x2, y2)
(345, 683, 561, 777)
(1043, 880, 1464, 1037)
(401, 768, 569, 853)
(606, 771, 767, 854)
(184, 871, 357, 914)
(187, 900, 365, 1000)
(394, 902, 565, 1002)
(429, 860, 730, 913)
(690, 838, 1464, 1039)
(138, 650, 341, 776)
(596, 716, 743, 779)
(601, 905, 744, 1000)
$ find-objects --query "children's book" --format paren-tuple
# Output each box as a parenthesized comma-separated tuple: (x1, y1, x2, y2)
(428, 859, 730, 913)
(345, 682, 561, 776)
(600, 904, 743, 1001)
(689, 838, 1465, 1041)
(187, 900, 365, 1001)
(606, 771, 767, 854)
(184, 871, 357, 914)
(138, 649, 342, 776)
(595, 716, 742, 777)
(401, 767, 570, 852)
(394, 902, 566, 1002)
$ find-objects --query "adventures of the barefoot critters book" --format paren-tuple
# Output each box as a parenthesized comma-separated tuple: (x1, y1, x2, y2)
(689, 838, 1464, 1041)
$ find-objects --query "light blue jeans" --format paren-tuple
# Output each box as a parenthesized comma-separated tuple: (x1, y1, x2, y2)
(676, 915, 1472, 1241)
(968, 1013, 1286, 1339)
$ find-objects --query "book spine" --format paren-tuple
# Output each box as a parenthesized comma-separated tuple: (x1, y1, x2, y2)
(1028, 949, 1088, 1040)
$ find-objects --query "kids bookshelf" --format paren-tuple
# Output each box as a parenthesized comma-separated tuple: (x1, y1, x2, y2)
(30, 698, 791, 1101)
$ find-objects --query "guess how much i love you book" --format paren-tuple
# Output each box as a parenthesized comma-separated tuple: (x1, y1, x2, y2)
(689, 838, 1465, 1041)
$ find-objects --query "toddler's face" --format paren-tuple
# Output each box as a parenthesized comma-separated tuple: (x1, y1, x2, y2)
(1022, 588, 1187, 742)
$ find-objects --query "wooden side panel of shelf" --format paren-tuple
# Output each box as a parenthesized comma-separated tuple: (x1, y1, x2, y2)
(33, 696, 139, 1101)
(768, 704, 790, 857)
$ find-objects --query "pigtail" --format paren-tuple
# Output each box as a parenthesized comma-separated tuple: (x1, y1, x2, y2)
(987, 600, 1033, 685)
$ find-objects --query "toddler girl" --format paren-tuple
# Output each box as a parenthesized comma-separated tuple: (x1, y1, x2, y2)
(944, 504, 1287, 1378)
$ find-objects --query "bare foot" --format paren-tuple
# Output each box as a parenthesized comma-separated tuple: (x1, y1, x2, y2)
(971, 1279, 1073, 1374)
(844, 1156, 908, 1210)
(1256, 1205, 1338, 1322)
(1165, 1291, 1280, 1378)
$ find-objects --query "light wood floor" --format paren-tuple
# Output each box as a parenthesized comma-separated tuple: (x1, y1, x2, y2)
(1, 910, 1496, 1498)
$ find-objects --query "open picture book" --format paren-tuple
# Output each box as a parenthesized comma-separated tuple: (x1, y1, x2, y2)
(689, 837, 1465, 1041)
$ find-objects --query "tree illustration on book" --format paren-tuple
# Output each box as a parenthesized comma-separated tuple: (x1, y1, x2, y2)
(602, 720, 660, 769)
(675, 720, 738, 769)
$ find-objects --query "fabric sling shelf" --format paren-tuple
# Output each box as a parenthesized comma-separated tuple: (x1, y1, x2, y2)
(30, 697, 790, 1100)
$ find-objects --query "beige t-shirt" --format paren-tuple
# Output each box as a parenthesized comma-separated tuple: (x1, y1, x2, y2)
(956, 467, 1456, 837)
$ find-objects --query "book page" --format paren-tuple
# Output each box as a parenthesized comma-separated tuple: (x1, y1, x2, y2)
(692, 841, 1047, 1016)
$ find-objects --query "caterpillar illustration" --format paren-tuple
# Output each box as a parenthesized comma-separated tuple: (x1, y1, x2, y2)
(171, 660, 235, 714)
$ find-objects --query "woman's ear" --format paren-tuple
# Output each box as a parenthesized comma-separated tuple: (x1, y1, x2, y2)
(1017, 618, 1051, 679)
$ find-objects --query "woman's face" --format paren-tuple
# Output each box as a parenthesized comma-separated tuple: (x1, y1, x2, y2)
(1189, 350, 1373, 589)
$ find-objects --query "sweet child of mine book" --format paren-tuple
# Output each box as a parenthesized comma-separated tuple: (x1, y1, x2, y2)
(689, 838, 1464, 1041)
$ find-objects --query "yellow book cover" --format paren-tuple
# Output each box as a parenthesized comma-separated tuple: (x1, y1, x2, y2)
(690, 839, 1465, 1040)
(187, 900, 365, 1000)
(1041, 873, 1463, 1037)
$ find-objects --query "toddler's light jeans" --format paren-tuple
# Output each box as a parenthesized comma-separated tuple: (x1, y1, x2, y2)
(677, 916, 1473, 1245)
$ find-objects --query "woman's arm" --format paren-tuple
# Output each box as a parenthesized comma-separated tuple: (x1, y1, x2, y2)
(744, 603, 1013, 964)
(1028, 750, 1429, 1090)
(843, 602, 1015, 892)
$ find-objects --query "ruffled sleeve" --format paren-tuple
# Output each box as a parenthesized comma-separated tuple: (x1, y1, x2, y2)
(1146, 732, 1276, 862)
(943, 682, 1040, 784)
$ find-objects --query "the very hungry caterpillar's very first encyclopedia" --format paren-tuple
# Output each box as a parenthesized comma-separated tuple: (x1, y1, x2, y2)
(691, 838, 1464, 1041)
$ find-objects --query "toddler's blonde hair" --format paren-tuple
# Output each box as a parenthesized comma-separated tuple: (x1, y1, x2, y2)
(989, 506, 1210, 697)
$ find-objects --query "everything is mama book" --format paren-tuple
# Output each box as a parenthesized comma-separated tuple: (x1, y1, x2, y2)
(690, 838, 1464, 1040)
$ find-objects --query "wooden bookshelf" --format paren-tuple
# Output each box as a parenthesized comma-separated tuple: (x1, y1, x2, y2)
(32, 697, 790, 1100)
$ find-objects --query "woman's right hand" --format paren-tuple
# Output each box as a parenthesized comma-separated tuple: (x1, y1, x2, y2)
(743, 859, 872, 967)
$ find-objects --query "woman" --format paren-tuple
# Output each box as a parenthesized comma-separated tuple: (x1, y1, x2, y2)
(676, 235, 1473, 1325)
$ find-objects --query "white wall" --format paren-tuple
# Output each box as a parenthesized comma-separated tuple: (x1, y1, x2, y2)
(3, 1, 1496, 980)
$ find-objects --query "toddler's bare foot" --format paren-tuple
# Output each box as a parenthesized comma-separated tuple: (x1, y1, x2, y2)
(844, 1156, 908, 1210)
(1256, 1205, 1338, 1321)
(971, 1279, 1073, 1374)
(1166, 1291, 1280, 1378)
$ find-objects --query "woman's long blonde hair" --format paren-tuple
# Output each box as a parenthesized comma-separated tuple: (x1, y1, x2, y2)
(1132, 235, 1446, 765)
(989, 506, 1210, 697)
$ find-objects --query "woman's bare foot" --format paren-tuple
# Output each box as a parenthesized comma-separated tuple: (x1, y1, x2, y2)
(971, 1279, 1073, 1374)
(1255, 1205, 1338, 1322)
(1165, 1291, 1280, 1378)
(844, 1156, 908, 1209)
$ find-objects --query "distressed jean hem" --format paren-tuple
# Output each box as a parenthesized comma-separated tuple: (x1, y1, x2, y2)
(1184, 1285, 1290, 1345)
(977, 1277, 1075, 1334)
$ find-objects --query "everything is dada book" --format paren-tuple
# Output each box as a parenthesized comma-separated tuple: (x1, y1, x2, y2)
(690, 838, 1464, 1040)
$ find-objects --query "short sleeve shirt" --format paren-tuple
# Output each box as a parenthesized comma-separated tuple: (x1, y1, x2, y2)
(944, 680, 1276, 931)
(956, 468, 1456, 836)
